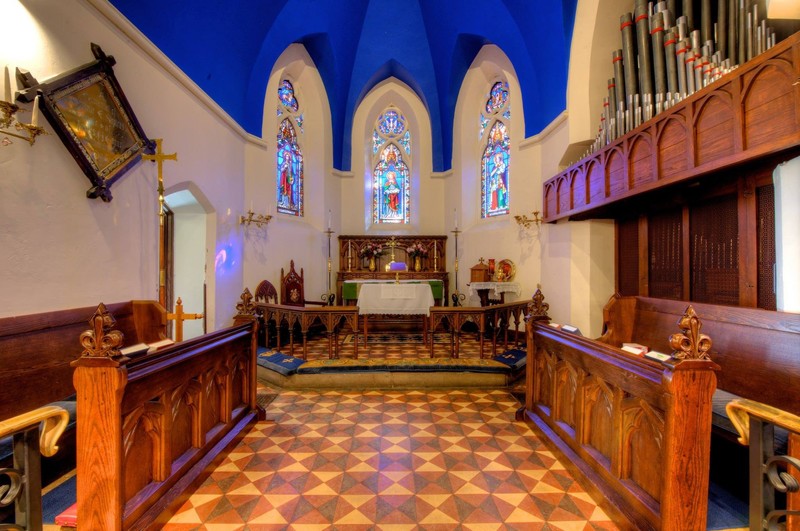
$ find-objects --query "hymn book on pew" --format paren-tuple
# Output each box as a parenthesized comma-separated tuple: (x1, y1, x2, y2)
(119, 338, 175, 357)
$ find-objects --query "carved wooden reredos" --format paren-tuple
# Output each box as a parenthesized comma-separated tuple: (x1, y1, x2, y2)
(338, 235, 447, 272)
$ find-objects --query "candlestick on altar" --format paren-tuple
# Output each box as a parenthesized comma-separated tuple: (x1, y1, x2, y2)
(324, 228, 334, 303)
(451, 228, 463, 306)
(347, 240, 352, 272)
(433, 243, 438, 272)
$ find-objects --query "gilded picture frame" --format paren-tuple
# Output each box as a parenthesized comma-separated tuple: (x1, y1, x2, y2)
(17, 43, 153, 202)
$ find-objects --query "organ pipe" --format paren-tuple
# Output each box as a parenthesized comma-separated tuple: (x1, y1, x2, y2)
(581, 0, 788, 158)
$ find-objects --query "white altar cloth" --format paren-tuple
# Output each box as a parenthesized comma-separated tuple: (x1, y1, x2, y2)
(357, 283, 435, 316)
(467, 281, 522, 298)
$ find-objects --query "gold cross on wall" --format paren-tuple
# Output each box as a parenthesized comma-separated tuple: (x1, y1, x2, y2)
(142, 138, 178, 215)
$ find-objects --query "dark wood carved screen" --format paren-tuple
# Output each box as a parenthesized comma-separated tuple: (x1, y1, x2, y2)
(757, 184, 777, 310)
(690, 194, 739, 305)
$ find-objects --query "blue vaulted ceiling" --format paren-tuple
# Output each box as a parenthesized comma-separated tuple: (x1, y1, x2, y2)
(110, 0, 577, 172)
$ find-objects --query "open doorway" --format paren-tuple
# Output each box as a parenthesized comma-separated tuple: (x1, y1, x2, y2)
(164, 188, 209, 340)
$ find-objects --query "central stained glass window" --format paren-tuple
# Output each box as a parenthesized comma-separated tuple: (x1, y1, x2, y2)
(372, 108, 411, 224)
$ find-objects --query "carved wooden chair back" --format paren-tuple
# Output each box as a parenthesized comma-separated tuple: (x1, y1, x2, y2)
(254, 280, 278, 304)
(280, 260, 306, 307)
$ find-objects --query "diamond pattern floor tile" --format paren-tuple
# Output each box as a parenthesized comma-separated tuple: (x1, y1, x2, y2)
(162, 389, 617, 529)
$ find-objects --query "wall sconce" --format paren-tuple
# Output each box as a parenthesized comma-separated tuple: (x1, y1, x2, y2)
(239, 209, 272, 228)
(2, 67, 45, 147)
(514, 210, 543, 229)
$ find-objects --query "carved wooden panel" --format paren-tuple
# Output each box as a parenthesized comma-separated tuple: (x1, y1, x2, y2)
(629, 136, 654, 188)
(581, 376, 615, 464)
(694, 91, 735, 167)
(587, 161, 604, 204)
(606, 148, 627, 197)
(571, 170, 586, 210)
(535, 347, 555, 410)
(621, 399, 665, 502)
(542, 31, 800, 223)
(557, 177, 570, 214)
(553, 360, 579, 429)
(657, 115, 690, 179)
(743, 56, 799, 150)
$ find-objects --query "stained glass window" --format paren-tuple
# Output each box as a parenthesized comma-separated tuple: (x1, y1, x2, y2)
(480, 81, 510, 218)
(373, 144, 410, 224)
(276, 80, 303, 216)
(278, 80, 299, 112)
(372, 107, 411, 224)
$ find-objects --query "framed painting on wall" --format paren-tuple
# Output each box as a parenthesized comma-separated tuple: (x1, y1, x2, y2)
(17, 43, 154, 202)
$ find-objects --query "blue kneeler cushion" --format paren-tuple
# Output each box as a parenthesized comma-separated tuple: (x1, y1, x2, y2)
(492, 348, 526, 371)
(257, 348, 305, 376)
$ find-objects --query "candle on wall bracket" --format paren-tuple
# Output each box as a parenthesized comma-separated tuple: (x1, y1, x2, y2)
(1, 66, 46, 147)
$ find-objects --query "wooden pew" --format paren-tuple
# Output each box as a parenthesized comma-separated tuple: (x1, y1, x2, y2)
(0, 301, 169, 487)
(523, 291, 719, 530)
(72, 303, 259, 530)
(598, 295, 800, 418)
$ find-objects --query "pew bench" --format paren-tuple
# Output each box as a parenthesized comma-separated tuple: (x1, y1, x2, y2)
(0, 301, 168, 483)
(598, 295, 800, 434)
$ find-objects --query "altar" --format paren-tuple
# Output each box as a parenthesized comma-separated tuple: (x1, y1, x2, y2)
(356, 282, 435, 345)
(336, 235, 449, 305)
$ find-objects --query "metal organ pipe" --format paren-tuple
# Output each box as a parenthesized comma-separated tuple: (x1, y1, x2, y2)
(575, 0, 788, 165)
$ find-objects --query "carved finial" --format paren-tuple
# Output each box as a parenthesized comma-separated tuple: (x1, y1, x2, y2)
(527, 287, 550, 320)
(79, 303, 125, 358)
(235, 288, 255, 316)
(669, 305, 713, 360)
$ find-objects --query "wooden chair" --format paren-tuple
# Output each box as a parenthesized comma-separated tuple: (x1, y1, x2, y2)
(254, 280, 278, 348)
(280, 260, 327, 307)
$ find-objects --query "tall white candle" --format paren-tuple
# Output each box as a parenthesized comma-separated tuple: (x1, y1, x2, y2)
(250, 200, 254, 212)
(31, 95, 40, 127)
(328, 209, 332, 230)
(3, 66, 11, 103)
(454, 208, 458, 230)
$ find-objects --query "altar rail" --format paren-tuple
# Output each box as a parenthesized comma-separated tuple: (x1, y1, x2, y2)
(72, 303, 259, 530)
(523, 291, 719, 530)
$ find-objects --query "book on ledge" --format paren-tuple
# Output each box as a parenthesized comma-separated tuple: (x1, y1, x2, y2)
(645, 350, 672, 362)
(119, 342, 149, 357)
(621, 343, 649, 356)
(147, 338, 174, 352)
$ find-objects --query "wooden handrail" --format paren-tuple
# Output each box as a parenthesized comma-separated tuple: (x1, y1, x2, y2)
(0, 405, 69, 458)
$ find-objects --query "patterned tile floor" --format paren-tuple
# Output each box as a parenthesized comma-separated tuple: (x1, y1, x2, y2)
(164, 389, 619, 530)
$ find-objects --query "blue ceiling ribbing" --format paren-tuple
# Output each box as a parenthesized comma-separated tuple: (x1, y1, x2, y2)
(110, 0, 577, 172)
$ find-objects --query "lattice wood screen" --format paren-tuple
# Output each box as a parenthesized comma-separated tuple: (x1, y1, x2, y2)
(617, 217, 639, 296)
(690, 194, 739, 305)
(757, 184, 777, 310)
(648, 209, 682, 300)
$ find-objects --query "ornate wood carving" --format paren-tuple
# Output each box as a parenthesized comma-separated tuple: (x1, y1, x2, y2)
(235, 288, 255, 316)
(669, 305, 713, 360)
(543, 31, 800, 223)
(79, 302, 125, 360)
(527, 287, 550, 320)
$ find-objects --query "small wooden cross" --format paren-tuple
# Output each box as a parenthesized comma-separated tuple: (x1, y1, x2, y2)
(167, 297, 203, 342)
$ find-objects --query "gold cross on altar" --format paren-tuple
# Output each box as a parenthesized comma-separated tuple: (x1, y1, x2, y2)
(142, 138, 178, 215)
(167, 297, 203, 342)
(388, 236, 398, 261)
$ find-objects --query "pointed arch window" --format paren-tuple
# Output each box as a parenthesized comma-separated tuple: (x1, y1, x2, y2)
(372, 108, 411, 224)
(480, 81, 510, 218)
(276, 80, 303, 216)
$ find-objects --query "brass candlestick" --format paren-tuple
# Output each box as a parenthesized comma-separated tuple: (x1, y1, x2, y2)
(239, 210, 272, 227)
(1, 99, 46, 146)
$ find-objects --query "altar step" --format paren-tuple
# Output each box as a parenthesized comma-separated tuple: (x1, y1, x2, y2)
(256, 334, 526, 390)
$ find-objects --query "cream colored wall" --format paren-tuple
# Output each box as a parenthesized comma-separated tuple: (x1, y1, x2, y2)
(242, 45, 336, 301)
(1, 1, 250, 329)
(173, 212, 206, 339)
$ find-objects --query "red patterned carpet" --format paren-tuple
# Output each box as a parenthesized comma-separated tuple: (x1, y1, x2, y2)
(163, 389, 618, 530)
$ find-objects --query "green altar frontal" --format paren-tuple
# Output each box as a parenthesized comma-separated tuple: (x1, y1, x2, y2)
(343, 280, 444, 304)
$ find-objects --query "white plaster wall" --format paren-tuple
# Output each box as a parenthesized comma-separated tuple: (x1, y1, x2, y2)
(774, 155, 800, 313)
(1, 1, 248, 330)
(173, 212, 206, 339)
(244, 45, 336, 301)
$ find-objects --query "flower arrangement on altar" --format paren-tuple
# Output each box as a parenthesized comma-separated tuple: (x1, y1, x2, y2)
(406, 242, 428, 258)
(359, 242, 384, 259)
